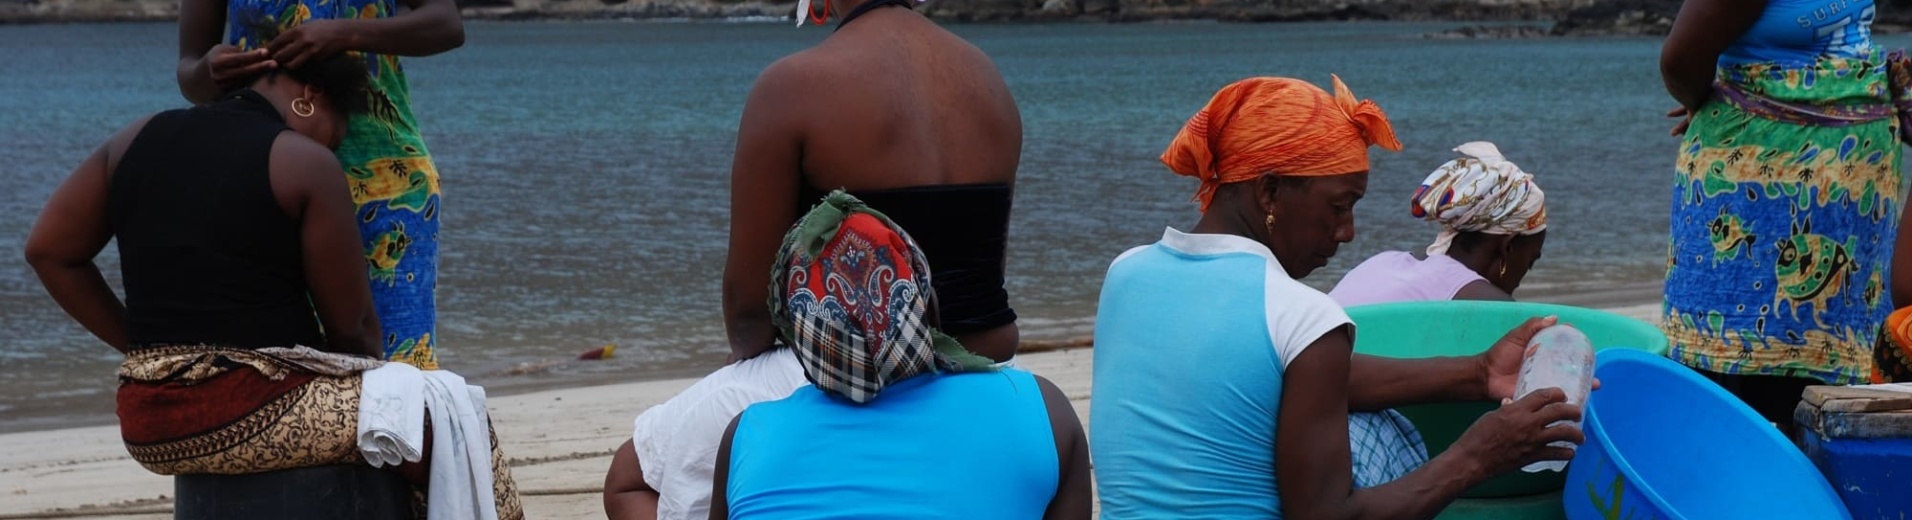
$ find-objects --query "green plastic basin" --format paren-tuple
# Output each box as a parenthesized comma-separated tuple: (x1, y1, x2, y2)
(1345, 300, 1667, 500)
(1441, 491, 1567, 520)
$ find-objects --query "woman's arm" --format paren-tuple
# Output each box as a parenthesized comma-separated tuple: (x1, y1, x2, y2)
(1278, 328, 1475, 519)
(1346, 354, 1486, 411)
(721, 60, 805, 361)
(708, 416, 741, 520)
(1661, 0, 1768, 110)
(267, 0, 464, 70)
(270, 134, 383, 357)
(177, 0, 274, 104)
(1036, 375, 1092, 520)
(1346, 316, 1555, 410)
(24, 118, 151, 352)
(604, 440, 660, 520)
(1276, 328, 1584, 520)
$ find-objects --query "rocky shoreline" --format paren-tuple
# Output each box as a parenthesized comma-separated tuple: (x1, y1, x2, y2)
(5, 0, 1910, 38)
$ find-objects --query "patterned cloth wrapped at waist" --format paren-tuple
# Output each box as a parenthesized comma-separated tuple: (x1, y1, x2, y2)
(1665, 45, 1907, 384)
(120, 345, 385, 384)
(1712, 48, 1912, 144)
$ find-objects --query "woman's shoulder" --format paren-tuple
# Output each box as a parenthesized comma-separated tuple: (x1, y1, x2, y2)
(269, 131, 337, 164)
(1327, 250, 1405, 283)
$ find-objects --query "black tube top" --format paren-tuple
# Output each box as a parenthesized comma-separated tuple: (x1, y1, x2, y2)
(796, 182, 1017, 335)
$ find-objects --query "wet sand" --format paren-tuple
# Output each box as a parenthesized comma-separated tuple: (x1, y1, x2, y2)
(0, 302, 1659, 520)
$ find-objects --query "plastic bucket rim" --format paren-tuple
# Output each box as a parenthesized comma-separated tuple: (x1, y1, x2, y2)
(1343, 300, 1670, 357)
(1585, 349, 1850, 519)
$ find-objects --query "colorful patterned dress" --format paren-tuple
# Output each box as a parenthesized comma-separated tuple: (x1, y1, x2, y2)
(1664, 49, 1906, 385)
(228, 0, 442, 369)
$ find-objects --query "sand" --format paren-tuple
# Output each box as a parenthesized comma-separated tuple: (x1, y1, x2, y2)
(0, 303, 1660, 520)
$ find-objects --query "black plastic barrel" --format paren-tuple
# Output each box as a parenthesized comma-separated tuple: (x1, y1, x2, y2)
(173, 465, 414, 519)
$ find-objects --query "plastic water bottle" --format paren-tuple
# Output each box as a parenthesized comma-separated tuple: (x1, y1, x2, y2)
(1512, 324, 1594, 473)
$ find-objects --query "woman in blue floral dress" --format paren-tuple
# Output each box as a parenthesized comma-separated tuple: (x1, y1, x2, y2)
(175, 0, 463, 368)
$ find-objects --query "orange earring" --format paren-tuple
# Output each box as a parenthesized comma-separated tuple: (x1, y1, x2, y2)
(809, 0, 830, 24)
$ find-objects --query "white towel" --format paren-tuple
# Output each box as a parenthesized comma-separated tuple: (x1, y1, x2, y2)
(357, 366, 499, 520)
(358, 362, 426, 468)
(422, 370, 499, 520)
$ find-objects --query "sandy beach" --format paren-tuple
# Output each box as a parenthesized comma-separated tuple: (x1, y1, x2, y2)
(0, 302, 1659, 520)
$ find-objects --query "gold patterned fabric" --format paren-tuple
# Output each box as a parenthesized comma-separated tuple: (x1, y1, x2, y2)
(115, 346, 522, 519)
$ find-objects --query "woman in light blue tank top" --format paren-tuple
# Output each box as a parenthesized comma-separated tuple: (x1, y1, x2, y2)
(1662, 0, 1905, 429)
(709, 193, 1091, 520)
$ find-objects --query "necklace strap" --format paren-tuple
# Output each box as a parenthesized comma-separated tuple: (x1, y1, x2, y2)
(834, 0, 913, 32)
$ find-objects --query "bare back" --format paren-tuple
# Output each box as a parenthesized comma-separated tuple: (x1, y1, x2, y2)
(722, 8, 1023, 361)
(793, 9, 1020, 190)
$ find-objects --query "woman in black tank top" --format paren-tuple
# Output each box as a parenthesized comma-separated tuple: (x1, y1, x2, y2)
(28, 54, 372, 357)
(23, 47, 525, 517)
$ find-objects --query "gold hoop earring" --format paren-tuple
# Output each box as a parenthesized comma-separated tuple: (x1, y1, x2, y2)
(1499, 264, 1508, 277)
(291, 97, 316, 118)
(1264, 213, 1275, 231)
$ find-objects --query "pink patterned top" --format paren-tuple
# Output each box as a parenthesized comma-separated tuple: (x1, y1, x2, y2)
(1328, 251, 1487, 307)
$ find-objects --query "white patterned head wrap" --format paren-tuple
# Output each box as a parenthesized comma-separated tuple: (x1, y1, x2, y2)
(1410, 141, 1548, 255)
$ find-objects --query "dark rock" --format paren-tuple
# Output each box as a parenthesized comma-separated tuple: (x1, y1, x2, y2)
(458, 0, 515, 8)
(1426, 24, 1552, 39)
(1882, 0, 1912, 26)
(1549, 0, 1677, 36)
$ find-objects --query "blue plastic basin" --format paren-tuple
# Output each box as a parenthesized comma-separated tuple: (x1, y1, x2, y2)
(1563, 349, 1850, 520)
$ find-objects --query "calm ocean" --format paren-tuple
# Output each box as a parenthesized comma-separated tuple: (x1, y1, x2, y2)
(7, 21, 1894, 432)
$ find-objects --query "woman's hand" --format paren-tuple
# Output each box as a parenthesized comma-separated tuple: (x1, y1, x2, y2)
(1668, 106, 1694, 137)
(204, 44, 276, 91)
(270, 19, 359, 70)
(1453, 388, 1586, 477)
(1478, 315, 1602, 402)
(1477, 316, 1558, 401)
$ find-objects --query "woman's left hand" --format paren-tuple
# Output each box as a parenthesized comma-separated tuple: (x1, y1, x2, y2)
(1478, 315, 1558, 400)
(1668, 106, 1694, 137)
(270, 19, 359, 70)
(1479, 314, 1602, 401)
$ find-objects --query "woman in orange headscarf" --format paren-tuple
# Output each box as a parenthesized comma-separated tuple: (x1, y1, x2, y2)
(1089, 76, 1585, 519)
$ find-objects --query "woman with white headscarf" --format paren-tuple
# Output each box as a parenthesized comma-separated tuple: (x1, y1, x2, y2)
(1330, 141, 1548, 307)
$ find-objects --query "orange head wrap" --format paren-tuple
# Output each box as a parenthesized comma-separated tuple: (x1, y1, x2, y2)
(1162, 75, 1403, 212)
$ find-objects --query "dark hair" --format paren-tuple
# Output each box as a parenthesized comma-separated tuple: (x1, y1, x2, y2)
(1272, 175, 1314, 190)
(1450, 231, 1491, 253)
(243, 19, 371, 115)
(280, 54, 371, 115)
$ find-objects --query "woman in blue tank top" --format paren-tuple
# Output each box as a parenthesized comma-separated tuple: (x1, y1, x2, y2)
(708, 193, 1091, 520)
(1662, 0, 1906, 431)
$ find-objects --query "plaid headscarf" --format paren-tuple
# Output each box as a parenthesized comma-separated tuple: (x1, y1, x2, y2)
(768, 191, 995, 404)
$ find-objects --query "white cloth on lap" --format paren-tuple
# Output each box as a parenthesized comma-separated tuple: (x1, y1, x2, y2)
(632, 347, 807, 520)
(423, 370, 497, 520)
(358, 363, 499, 520)
(359, 362, 426, 468)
